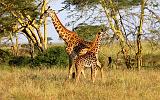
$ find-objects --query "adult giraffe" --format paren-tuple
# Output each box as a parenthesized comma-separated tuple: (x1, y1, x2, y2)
(45, 9, 102, 79)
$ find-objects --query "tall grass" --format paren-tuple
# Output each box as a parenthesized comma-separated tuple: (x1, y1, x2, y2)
(0, 41, 160, 99)
(0, 67, 160, 99)
(99, 41, 160, 68)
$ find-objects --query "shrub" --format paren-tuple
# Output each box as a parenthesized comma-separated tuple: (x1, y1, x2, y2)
(9, 56, 31, 67)
(32, 46, 68, 67)
(0, 49, 11, 64)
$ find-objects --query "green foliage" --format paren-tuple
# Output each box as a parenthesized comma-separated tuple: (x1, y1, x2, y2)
(9, 56, 31, 66)
(32, 46, 68, 67)
(1, 46, 68, 68)
(0, 0, 39, 37)
(64, 0, 99, 9)
(75, 24, 105, 41)
(0, 0, 38, 16)
(63, 0, 141, 9)
(0, 49, 11, 63)
(114, 0, 140, 8)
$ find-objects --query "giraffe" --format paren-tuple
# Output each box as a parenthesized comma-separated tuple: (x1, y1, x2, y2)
(45, 9, 102, 79)
(75, 31, 104, 83)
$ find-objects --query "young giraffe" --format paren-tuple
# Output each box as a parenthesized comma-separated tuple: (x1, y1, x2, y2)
(45, 9, 102, 79)
(75, 31, 104, 83)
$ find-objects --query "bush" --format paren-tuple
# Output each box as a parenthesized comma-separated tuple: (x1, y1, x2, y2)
(9, 56, 31, 67)
(0, 49, 11, 64)
(32, 46, 68, 67)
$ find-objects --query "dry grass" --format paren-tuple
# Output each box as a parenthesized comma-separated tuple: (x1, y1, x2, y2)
(0, 67, 160, 100)
(0, 42, 160, 99)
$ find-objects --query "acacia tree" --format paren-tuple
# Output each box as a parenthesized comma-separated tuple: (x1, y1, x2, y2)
(0, 0, 38, 56)
(63, 0, 141, 68)
(74, 24, 106, 41)
(0, 0, 49, 54)
(63, 0, 160, 69)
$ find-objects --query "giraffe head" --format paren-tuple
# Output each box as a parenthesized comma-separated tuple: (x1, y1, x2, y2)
(96, 29, 108, 41)
(43, 7, 56, 17)
(98, 29, 109, 42)
(78, 30, 107, 55)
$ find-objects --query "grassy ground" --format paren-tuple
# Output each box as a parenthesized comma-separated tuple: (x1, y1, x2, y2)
(0, 66, 160, 100)
(0, 41, 160, 99)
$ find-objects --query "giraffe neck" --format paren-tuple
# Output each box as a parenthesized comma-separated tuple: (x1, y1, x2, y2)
(49, 11, 76, 43)
(90, 33, 102, 54)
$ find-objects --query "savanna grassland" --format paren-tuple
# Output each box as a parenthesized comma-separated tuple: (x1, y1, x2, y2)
(0, 67, 160, 100)
(0, 42, 160, 100)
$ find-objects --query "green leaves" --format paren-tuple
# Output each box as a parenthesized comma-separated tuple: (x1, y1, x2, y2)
(64, 0, 99, 6)
(63, 0, 141, 10)
(116, 0, 141, 8)
(32, 46, 68, 67)
(74, 24, 105, 41)
(0, 0, 38, 37)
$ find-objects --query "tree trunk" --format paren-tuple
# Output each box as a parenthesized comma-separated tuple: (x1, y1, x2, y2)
(136, 0, 145, 70)
(42, 0, 48, 49)
(9, 33, 19, 56)
(100, 0, 132, 69)
(8, 2, 48, 52)
(15, 33, 19, 56)
(28, 38, 34, 59)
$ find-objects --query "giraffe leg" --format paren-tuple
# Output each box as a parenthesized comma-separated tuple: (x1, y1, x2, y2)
(96, 54, 101, 66)
(81, 69, 86, 79)
(92, 62, 98, 83)
(75, 66, 82, 84)
(100, 67, 104, 81)
(95, 67, 98, 80)
(97, 60, 101, 68)
(96, 55, 103, 80)
(68, 56, 73, 79)
(91, 66, 96, 83)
